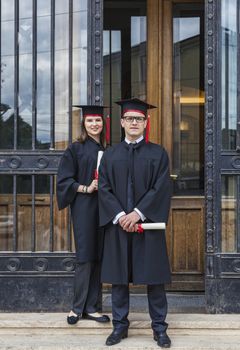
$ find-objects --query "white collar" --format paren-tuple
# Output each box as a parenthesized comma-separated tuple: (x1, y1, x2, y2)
(125, 135, 144, 144)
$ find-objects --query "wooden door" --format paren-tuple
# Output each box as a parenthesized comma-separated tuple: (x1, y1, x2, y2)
(147, 0, 205, 291)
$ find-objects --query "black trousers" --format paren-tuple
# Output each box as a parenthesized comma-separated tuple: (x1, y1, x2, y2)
(72, 261, 101, 316)
(112, 284, 168, 333)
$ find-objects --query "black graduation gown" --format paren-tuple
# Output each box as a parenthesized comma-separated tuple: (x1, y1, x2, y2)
(57, 138, 104, 263)
(98, 139, 172, 285)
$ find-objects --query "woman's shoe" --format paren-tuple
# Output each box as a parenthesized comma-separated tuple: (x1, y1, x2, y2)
(82, 312, 110, 323)
(67, 312, 81, 325)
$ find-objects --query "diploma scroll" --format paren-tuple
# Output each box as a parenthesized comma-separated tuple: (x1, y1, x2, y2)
(137, 223, 166, 233)
(94, 151, 104, 179)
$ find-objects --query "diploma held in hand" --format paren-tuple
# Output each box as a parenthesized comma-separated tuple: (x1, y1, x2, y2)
(137, 222, 166, 233)
(95, 151, 104, 179)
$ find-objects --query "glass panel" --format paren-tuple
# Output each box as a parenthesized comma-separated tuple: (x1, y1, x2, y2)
(35, 176, 50, 251)
(55, 12, 69, 150)
(0, 1, 14, 149)
(18, 7, 33, 149)
(17, 175, 32, 251)
(221, 176, 237, 252)
(221, 0, 237, 150)
(103, 30, 122, 145)
(0, 175, 13, 251)
(173, 4, 204, 195)
(131, 16, 146, 100)
(36, 11, 51, 149)
(37, 0, 51, 16)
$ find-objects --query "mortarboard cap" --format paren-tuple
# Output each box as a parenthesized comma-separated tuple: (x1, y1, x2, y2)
(73, 105, 106, 118)
(115, 98, 156, 116)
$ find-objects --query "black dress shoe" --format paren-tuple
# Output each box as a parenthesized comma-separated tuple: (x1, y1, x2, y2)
(67, 314, 80, 325)
(105, 329, 128, 346)
(82, 313, 110, 323)
(153, 331, 171, 348)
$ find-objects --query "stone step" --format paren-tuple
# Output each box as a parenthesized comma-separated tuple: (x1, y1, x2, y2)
(1, 313, 240, 333)
(1, 333, 240, 350)
(1, 313, 240, 349)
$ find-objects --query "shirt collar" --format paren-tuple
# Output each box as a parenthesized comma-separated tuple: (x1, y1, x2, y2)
(125, 135, 144, 144)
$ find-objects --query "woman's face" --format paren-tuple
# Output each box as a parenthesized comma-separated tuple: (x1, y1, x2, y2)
(84, 116, 103, 138)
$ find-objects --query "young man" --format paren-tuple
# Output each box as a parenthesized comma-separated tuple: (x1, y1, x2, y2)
(98, 98, 172, 348)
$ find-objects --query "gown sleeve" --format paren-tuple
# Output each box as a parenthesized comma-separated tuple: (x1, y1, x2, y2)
(57, 146, 80, 210)
(98, 153, 125, 227)
(136, 149, 172, 223)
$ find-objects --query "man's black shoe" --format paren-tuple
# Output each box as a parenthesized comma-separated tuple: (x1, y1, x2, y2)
(153, 331, 171, 348)
(82, 313, 110, 323)
(106, 329, 128, 346)
(67, 314, 80, 325)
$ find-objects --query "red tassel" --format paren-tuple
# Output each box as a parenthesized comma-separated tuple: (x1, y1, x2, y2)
(106, 115, 110, 145)
(145, 115, 150, 143)
(137, 224, 144, 233)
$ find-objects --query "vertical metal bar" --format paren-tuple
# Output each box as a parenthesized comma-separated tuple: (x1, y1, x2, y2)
(31, 175, 36, 251)
(32, 0, 37, 150)
(14, 0, 19, 150)
(49, 175, 54, 252)
(68, 0, 73, 144)
(50, 0, 55, 149)
(13, 175, 18, 251)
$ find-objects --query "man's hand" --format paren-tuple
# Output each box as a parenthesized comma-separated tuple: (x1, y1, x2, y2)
(119, 211, 140, 232)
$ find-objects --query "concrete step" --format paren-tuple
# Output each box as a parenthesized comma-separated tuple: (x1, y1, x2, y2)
(1, 313, 240, 349)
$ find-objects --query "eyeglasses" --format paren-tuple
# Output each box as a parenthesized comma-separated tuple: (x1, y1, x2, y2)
(121, 116, 146, 123)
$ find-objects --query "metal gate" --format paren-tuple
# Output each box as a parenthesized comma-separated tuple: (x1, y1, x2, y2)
(0, 0, 102, 311)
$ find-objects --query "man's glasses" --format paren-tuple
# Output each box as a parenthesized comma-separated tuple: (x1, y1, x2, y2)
(121, 116, 146, 123)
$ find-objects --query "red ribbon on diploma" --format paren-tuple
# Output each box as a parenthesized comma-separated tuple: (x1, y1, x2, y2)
(137, 224, 144, 234)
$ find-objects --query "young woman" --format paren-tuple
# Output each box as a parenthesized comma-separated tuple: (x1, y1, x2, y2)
(57, 105, 110, 324)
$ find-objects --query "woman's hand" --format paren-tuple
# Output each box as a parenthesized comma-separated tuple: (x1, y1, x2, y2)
(87, 179, 98, 193)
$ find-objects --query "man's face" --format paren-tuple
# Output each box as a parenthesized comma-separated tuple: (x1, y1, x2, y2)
(121, 110, 147, 141)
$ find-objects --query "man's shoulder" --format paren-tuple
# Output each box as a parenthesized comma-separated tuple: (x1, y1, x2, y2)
(104, 141, 126, 156)
(145, 142, 166, 154)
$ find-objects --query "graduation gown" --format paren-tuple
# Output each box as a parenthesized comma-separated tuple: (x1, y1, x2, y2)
(98, 139, 172, 285)
(57, 138, 104, 263)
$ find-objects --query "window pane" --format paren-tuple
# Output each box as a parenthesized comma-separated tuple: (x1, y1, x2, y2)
(221, 0, 237, 150)
(173, 5, 204, 195)
(131, 16, 146, 100)
(35, 176, 50, 251)
(0, 1, 14, 150)
(0, 175, 13, 251)
(221, 176, 237, 252)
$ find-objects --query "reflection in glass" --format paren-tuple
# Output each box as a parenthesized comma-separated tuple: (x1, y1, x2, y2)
(36, 8, 51, 149)
(19, 0, 32, 19)
(17, 175, 32, 251)
(35, 176, 50, 251)
(173, 5, 204, 195)
(0, 57, 14, 149)
(18, 54, 33, 149)
(19, 19, 33, 54)
(73, 0, 87, 12)
(55, 0, 69, 15)
(55, 11, 69, 149)
(0, 176, 13, 251)
(221, 0, 237, 150)
(37, 0, 51, 17)
(1, 1, 15, 150)
(1, 0, 14, 21)
(221, 176, 237, 252)
(103, 31, 122, 144)
(131, 16, 146, 100)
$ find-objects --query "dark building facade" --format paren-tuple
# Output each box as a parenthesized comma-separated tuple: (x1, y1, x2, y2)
(0, 0, 239, 313)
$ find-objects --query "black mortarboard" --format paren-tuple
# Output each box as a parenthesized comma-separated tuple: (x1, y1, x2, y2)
(73, 105, 106, 118)
(115, 98, 156, 116)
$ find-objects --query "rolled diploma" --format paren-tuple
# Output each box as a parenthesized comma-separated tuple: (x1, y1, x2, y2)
(138, 223, 166, 230)
(95, 151, 104, 179)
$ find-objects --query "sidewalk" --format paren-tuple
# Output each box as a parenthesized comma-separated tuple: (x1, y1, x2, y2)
(0, 313, 240, 349)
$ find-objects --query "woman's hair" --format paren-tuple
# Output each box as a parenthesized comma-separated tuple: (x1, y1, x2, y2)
(77, 116, 106, 147)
